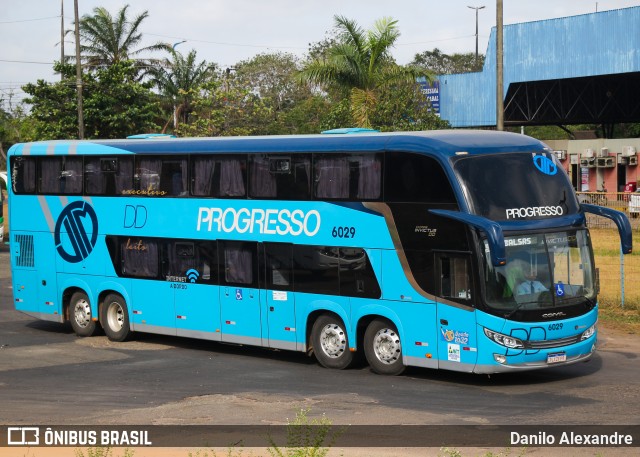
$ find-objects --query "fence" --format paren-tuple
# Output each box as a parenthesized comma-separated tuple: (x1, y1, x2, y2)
(579, 192, 640, 306)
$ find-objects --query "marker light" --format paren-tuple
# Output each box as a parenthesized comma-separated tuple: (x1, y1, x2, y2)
(484, 328, 525, 349)
(494, 354, 507, 364)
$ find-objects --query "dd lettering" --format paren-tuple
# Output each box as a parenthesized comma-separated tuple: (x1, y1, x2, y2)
(124, 205, 148, 228)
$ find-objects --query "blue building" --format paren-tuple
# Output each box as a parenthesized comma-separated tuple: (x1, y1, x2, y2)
(437, 6, 640, 135)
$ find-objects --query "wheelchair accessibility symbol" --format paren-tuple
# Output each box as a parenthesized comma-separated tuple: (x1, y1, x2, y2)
(54, 201, 99, 263)
(555, 283, 565, 297)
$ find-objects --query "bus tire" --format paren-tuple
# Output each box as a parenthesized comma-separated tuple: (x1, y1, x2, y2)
(311, 314, 353, 370)
(69, 291, 98, 337)
(100, 294, 131, 342)
(364, 319, 405, 375)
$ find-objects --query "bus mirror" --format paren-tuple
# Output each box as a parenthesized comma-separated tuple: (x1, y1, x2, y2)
(429, 209, 506, 267)
(581, 204, 633, 254)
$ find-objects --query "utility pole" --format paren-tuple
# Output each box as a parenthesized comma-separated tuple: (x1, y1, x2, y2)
(468, 5, 485, 67)
(496, 0, 504, 131)
(73, 0, 84, 139)
(60, 0, 65, 79)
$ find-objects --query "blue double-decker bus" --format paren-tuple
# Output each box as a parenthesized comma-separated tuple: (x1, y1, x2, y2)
(7, 130, 632, 375)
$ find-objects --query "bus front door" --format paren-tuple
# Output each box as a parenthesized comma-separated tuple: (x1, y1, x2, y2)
(263, 243, 297, 351)
(435, 253, 478, 372)
(219, 241, 263, 346)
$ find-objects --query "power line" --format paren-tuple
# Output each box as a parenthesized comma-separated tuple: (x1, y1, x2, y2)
(0, 59, 54, 65)
(0, 16, 61, 25)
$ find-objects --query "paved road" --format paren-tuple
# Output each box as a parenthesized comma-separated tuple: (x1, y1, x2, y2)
(1, 244, 639, 454)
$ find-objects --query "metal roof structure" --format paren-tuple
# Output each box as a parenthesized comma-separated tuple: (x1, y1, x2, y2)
(438, 6, 640, 133)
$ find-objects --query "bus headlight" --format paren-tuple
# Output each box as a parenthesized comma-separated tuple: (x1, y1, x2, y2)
(580, 323, 596, 341)
(483, 328, 525, 349)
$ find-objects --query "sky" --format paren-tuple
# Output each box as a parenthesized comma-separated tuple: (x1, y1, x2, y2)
(1, 0, 640, 108)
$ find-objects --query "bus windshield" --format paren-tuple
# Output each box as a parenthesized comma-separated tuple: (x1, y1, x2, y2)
(482, 230, 595, 314)
(454, 152, 580, 221)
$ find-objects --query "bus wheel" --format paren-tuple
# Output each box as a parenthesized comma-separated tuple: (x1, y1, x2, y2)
(69, 291, 98, 337)
(364, 319, 405, 375)
(311, 315, 353, 369)
(100, 294, 131, 342)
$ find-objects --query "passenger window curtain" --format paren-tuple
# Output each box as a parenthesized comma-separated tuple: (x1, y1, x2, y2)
(121, 239, 159, 278)
(84, 158, 106, 194)
(115, 158, 134, 194)
(356, 155, 381, 199)
(250, 156, 277, 198)
(219, 158, 245, 197)
(315, 156, 349, 198)
(62, 157, 83, 194)
(40, 157, 63, 193)
(192, 156, 216, 196)
(13, 158, 36, 193)
(165, 243, 197, 277)
(224, 244, 253, 285)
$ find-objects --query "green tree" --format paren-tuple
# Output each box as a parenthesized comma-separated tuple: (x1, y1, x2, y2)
(149, 49, 217, 132)
(78, 4, 170, 75)
(411, 48, 484, 74)
(234, 52, 321, 134)
(299, 15, 429, 128)
(174, 80, 271, 137)
(23, 61, 159, 140)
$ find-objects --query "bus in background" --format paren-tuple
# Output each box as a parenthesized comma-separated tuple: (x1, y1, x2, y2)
(1, 170, 6, 243)
(7, 131, 632, 375)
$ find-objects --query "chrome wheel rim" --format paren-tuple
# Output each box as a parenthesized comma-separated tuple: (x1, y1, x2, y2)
(107, 302, 124, 331)
(73, 299, 91, 328)
(372, 328, 401, 365)
(319, 323, 347, 358)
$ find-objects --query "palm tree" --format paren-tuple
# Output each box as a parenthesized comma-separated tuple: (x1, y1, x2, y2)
(77, 5, 170, 75)
(149, 49, 216, 132)
(299, 16, 430, 128)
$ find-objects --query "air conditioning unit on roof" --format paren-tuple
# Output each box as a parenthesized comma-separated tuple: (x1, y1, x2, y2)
(554, 150, 567, 161)
(622, 146, 637, 157)
(597, 147, 610, 158)
(596, 157, 615, 168)
(582, 148, 595, 158)
(580, 158, 596, 168)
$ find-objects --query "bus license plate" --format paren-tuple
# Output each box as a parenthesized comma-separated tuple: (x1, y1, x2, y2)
(547, 352, 567, 364)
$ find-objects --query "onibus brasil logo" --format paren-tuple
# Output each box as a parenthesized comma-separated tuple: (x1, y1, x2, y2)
(54, 201, 99, 263)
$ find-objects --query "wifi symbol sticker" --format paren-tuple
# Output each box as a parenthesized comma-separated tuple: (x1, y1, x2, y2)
(186, 269, 200, 283)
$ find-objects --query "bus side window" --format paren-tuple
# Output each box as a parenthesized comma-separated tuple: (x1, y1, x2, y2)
(121, 237, 159, 278)
(439, 256, 471, 301)
(292, 245, 340, 295)
(249, 154, 312, 200)
(192, 155, 246, 198)
(384, 152, 455, 203)
(339, 248, 381, 298)
(11, 157, 37, 194)
(264, 243, 293, 290)
(39, 156, 83, 195)
(313, 153, 382, 201)
(162, 240, 218, 284)
(220, 241, 257, 286)
(135, 157, 188, 197)
(85, 156, 134, 196)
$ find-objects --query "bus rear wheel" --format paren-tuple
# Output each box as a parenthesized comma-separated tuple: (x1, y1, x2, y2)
(69, 291, 98, 337)
(364, 319, 405, 375)
(100, 294, 131, 342)
(311, 315, 354, 369)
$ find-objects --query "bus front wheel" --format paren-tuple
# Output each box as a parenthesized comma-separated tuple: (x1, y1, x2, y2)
(100, 294, 131, 342)
(311, 315, 354, 369)
(364, 319, 405, 375)
(69, 291, 98, 337)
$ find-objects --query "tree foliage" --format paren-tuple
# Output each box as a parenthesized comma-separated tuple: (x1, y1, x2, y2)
(78, 4, 170, 76)
(299, 16, 431, 129)
(411, 48, 484, 75)
(23, 62, 159, 140)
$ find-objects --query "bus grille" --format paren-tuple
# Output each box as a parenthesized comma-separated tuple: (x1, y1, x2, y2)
(526, 335, 581, 349)
(14, 234, 35, 268)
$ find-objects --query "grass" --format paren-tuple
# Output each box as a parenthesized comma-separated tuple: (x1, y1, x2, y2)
(589, 228, 640, 334)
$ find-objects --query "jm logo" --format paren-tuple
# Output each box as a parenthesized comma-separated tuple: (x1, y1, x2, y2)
(54, 201, 99, 263)
(532, 153, 558, 176)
